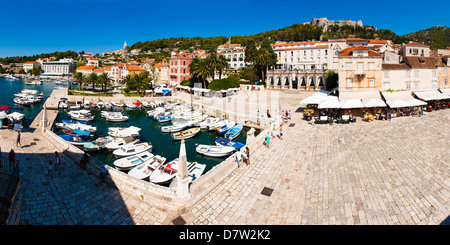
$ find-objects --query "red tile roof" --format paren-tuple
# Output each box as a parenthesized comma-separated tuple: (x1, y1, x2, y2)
(338, 46, 382, 57)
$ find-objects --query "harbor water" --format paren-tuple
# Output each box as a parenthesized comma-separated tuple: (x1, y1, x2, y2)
(1, 76, 253, 176)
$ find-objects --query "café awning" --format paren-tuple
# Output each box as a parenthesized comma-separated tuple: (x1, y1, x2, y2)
(299, 90, 329, 105)
(381, 91, 416, 108)
(413, 90, 450, 101)
(340, 99, 364, 108)
(318, 96, 341, 109)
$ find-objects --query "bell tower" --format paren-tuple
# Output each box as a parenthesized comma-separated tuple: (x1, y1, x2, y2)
(123, 40, 129, 62)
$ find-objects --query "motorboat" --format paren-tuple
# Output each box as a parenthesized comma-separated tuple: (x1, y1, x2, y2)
(55, 120, 97, 133)
(199, 117, 220, 129)
(97, 101, 105, 109)
(68, 110, 94, 121)
(206, 120, 226, 131)
(59, 134, 92, 146)
(70, 100, 83, 109)
(156, 112, 173, 123)
(4, 75, 18, 80)
(215, 137, 245, 149)
(147, 107, 165, 119)
(13, 97, 32, 105)
(111, 101, 124, 107)
(125, 101, 137, 109)
(113, 150, 154, 171)
(169, 162, 206, 189)
(128, 155, 167, 180)
(160, 121, 190, 133)
(216, 120, 236, 134)
(134, 102, 143, 108)
(108, 126, 141, 137)
(105, 112, 129, 122)
(171, 127, 200, 140)
(83, 137, 113, 151)
(224, 125, 243, 140)
(83, 100, 90, 109)
(104, 102, 113, 110)
(104, 136, 140, 151)
(150, 159, 201, 184)
(113, 142, 152, 157)
(195, 144, 235, 157)
(62, 128, 92, 136)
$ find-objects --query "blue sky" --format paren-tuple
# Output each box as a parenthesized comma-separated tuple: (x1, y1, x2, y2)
(0, 0, 449, 58)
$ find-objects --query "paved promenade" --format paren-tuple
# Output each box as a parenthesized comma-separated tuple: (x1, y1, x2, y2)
(1, 93, 448, 225)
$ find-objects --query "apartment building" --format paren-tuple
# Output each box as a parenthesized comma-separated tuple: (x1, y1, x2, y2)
(42, 58, 77, 76)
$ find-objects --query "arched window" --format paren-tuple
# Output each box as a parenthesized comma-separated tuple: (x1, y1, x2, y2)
(309, 77, 316, 86)
(284, 76, 290, 86)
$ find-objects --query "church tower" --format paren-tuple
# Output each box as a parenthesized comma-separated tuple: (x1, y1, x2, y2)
(123, 40, 129, 62)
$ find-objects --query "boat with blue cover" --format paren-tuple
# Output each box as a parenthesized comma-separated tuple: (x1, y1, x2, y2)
(215, 137, 245, 149)
(216, 120, 236, 134)
(59, 133, 93, 146)
(224, 124, 243, 140)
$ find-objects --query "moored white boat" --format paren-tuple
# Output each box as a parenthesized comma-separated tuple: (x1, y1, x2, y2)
(169, 162, 206, 189)
(195, 144, 235, 157)
(104, 136, 140, 151)
(160, 120, 190, 133)
(108, 126, 141, 137)
(199, 117, 220, 129)
(206, 120, 226, 131)
(55, 120, 97, 133)
(113, 150, 154, 170)
(112, 142, 152, 157)
(150, 159, 202, 184)
(216, 120, 236, 134)
(105, 113, 129, 122)
(128, 155, 167, 179)
(83, 137, 113, 151)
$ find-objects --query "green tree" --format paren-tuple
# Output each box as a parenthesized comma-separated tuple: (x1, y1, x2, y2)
(244, 39, 258, 63)
(325, 70, 339, 91)
(73, 72, 85, 90)
(217, 54, 229, 80)
(98, 72, 112, 92)
(189, 58, 211, 88)
(86, 73, 98, 91)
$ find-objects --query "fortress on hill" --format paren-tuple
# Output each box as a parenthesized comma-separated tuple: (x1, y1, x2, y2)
(305, 17, 363, 31)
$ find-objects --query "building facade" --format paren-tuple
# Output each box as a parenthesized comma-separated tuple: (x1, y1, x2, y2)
(42, 58, 77, 76)
(338, 46, 383, 91)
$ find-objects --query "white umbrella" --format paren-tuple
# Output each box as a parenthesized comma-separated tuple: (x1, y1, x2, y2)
(299, 91, 328, 105)
(0, 111, 7, 119)
(7, 112, 25, 120)
(362, 98, 387, 108)
(318, 96, 341, 109)
(407, 99, 427, 107)
(340, 99, 363, 109)
(386, 99, 409, 108)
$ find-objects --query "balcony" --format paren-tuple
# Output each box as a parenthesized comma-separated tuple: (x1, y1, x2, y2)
(354, 70, 365, 76)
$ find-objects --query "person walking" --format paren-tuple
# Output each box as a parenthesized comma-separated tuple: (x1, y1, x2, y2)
(279, 125, 283, 140)
(95, 162, 110, 186)
(54, 151, 61, 176)
(245, 146, 250, 166)
(47, 160, 53, 178)
(265, 132, 271, 149)
(235, 150, 242, 168)
(16, 131, 22, 148)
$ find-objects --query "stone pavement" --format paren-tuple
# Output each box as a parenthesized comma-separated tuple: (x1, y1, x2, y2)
(178, 109, 449, 225)
(1, 99, 448, 225)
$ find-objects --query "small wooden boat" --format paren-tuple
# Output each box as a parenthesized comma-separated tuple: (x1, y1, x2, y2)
(128, 155, 167, 179)
(160, 121, 190, 133)
(169, 162, 206, 189)
(150, 159, 204, 184)
(215, 137, 245, 149)
(83, 137, 112, 151)
(207, 120, 226, 131)
(108, 126, 141, 137)
(216, 120, 236, 134)
(104, 136, 140, 151)
(171, 127, 200, 140)
(59, 134, 92, 146)
(113, 142, 152, 157)
(199, 117, 220, 129)
(195, 144, 235, 157)
(113, 150, 154, 171)
(224, 125, 243, 140)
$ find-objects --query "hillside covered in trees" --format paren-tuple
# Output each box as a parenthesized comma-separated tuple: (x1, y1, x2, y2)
(401, 26, 450, 50)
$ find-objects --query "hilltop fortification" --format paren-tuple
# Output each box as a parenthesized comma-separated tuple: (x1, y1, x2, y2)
(305, 17, 363, 31)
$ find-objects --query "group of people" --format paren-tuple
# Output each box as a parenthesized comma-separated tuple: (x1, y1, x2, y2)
(235, 146, 250, 168)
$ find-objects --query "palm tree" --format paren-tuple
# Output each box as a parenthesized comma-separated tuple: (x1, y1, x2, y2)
(73, 72, 85, 91)
(206, 52, 220, 81)
(217, 54, 229, 80)
(98, 72, 112, 92)
(87, 72, 98, 91)
(254, 49, 271, 87)
(190, 58, 211, 89)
